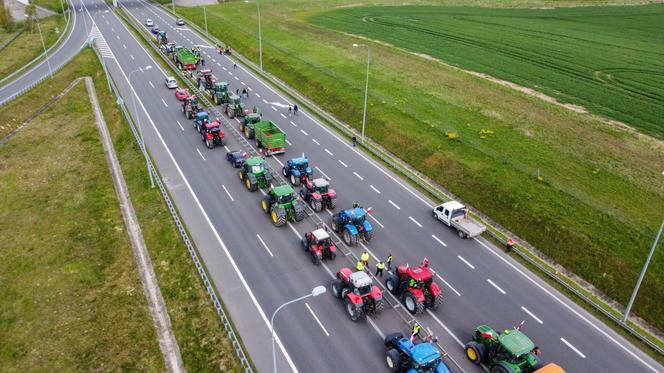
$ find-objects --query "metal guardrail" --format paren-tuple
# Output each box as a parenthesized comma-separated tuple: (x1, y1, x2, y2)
(0, 30, 24, 53)
(0, 42, 86, 107)
(120, 6, 468, 371)
(156, 4, 664, 356)
(98, 14, 255, 371)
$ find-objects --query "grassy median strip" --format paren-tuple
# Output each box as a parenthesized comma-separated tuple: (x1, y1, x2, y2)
(174, 0, 664, 333)
(0, 15, 66, 81)
(0, 48, 243, 371)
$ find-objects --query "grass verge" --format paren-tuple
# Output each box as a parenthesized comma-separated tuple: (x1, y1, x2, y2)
(0, 15, 66, 81)
(0, 48, 243, 371)
(173, 0, 664, 333)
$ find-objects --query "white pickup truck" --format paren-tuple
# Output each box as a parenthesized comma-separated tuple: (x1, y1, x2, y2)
(433, 201, 486, 238)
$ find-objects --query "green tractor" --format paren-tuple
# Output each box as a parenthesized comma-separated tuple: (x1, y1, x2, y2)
(211, 81, 230, 106)
(465, 325, 543, 373)
(238, 156, 273, 192)
(224, 94, 246, 118)
(261, 185, 306, 227)
(239, 112, 261, 139)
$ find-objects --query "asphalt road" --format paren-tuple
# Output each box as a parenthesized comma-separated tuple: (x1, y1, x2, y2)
(5, 0, 663, 372)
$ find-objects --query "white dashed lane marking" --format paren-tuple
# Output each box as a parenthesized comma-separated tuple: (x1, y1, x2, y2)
(338, 160, 348, 168)
(370, 185, 381, 194)
(561, 338, 586, 358)
(457, 255, 475, 269)
(487, 279, 506, 294)
(353, 172, 363, 180)
(388, 200, 400, 210)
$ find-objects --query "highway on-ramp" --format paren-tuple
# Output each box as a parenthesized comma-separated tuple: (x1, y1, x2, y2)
(12, 0, 664, 371)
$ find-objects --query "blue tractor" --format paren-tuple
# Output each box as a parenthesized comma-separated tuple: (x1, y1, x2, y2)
(282, 156, 313, 186)
(330, 205, 373, 246)
(384, 332, 452, 373)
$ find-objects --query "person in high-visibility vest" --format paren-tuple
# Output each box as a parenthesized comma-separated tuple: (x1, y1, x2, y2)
(375, 261, 385, 277)
(410, 323, 422, 342)
(386, 253, 393, 270)
(361, 251, 370, 267)
(356, 260, 364, 272)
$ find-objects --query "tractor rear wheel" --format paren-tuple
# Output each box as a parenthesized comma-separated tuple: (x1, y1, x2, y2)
(245, 178, 252, 191)
(464, 341, 485, 365)
(272, 207, 286, 227)
(248, 180, 257, 192)
(282, 167, 288, 177)
(432, 293, 443, 309)
(261, 198, 270, 213)
(364, 230, 373, 242)
(403, 292, 424, 315)
(311, 199, 322, 212)
(385, 348, 401, 373)
(239, 171, 244, 181)
(343, 230, 353, 246)
(294, 207, 306, 222)
(331, 279, 343, 299)
(374, 298, 385, 314)
(311, 250, 321, 265)
(345, 299, 364, 321)
(328, 198, 336, 210)
(385, 274, 399, 295)
(206, 138, 213, 149)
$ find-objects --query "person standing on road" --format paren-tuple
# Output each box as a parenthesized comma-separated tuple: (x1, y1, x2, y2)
(375, 261, 385, 277)
(386, 253, 393, 270)
(233, 62, 237, 69)
(410, 323, 422, 342)
(293, 104, 298, 115)
(356, 260, 364, 272)
(352, 136, 357, 147)
(361, 251, 369, 267)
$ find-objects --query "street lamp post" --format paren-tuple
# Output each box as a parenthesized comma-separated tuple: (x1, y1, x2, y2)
(353, 43, 370, 141)
(623, 219, 664, 322)
(128, 66, 155, 188)
(271, 286, 326, 373)
(203, 6, 208, 36)
(245, 0, 263, 71)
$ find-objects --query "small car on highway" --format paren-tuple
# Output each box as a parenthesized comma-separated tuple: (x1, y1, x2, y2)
(151, 26, 160, 34)
(175, 88, 188, 100)
(176, 19, 185, 26)
(165, 76, 178, 89)
(145, 19, 153, 27)
(226, 150, 247, 168)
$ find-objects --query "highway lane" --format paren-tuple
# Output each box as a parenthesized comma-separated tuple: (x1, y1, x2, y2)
(125, 3, 664, 372)
(84, 0, 664, 370)
(78, 1, 453, 371)
(0, 0, 89, 103)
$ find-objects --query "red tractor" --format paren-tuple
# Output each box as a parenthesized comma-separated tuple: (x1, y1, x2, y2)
(201, 119, 225, 149)
(385, 263, 442, 315)
(331, 268, 384, 321)
(197, 69, 216, 91)
(299, 178, 337, 212)
(300, 227, 337, 265)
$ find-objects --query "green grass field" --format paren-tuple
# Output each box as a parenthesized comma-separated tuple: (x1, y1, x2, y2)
(0, 15, 65, 81)
(312, 4, 664, 138)
(175, 0, 664, 333)
(0, 48, 243, 371)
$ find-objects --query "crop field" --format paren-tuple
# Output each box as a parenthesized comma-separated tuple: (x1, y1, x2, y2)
(312, 4, 664, 138)
(175, 0, 664, 333)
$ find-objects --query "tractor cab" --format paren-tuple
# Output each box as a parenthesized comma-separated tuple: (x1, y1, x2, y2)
(204, 118, 221, 131)
(400, 265, 435, 289)
(310, 228, 332, 248)
(243, 156, 266, 175)
(230, 94, 243, 106)
(397, 338, 444, 372)
(164, 42, 176, 53)
(244, 112, 261, 125)
(310, 178, 329, 194)
(214, 81, 228, 94)
(287, 157, 312, 174)
(496, 329, 538, 367)
(273, 185, 295, 204)
(195, 111, 209, 124)
(348, 207, 367, 226)
(185, 95, 199, 106)
(470, 325, 541, 371)
(349, 271, 373, 297)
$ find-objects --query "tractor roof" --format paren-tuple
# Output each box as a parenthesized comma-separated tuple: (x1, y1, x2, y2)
(196, 111, 208, 119)
(344, 208, 366, 218)
(215, 81, 228, 87)
(406, 265, 434, 281)
(229, 93, 240, 100)
(499, 329, 535, 357)
(272, 184, 295, 197)
(247, 113, 260, 119)
(349, 271, 372, 288)
(311, 228, 329, 241)
(199, 69, 212, 74)
(312, 178, 329, 188)
(441, 200, 465, 211)
(245, 157, 264, 166)
(205, 120, 220, 129)
(288, 157, 308, 166)
(410, 342, 440, 365)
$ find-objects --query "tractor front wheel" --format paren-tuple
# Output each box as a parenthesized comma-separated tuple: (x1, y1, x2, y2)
(345, 299, 364, 322)
(385, 348, 401, 373)
(343, 230, 353, 246)
(290, 174, 300, 186)
(206, 139, 213, 149)
(261, 198, 270, 213)
(403, 292, 424, 315)
(364, 230, 373, 242)
(272, 207, 287, 227)
(245, 178, 252, 191)
(331, 279, 343, 299)
(464, 341, 485, 365)
(330, 218, 338, 232)
(385, 274, 399, 295)
(239, 171, 244, 181)
(311, 199, 322, 213)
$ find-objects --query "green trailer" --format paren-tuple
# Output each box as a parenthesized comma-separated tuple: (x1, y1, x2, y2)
(254, 120, 286, 156)
(173, 46, 198, 70)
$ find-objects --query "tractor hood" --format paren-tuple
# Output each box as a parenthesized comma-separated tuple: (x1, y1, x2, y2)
(410, 343, 440, 366)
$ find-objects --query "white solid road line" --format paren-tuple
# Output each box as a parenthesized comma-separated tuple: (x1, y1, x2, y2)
(366, 317, 385, 339)
(436, 274, 461, 296)
(426, 309, 464, 347)
(315, 166, 330, 180)
(149, 81, 154, 88)
(474, 239, 657, 372)
(161, 98, 168, 107)
(324, 148, 333, 156)
(457, 255, 475, 269)
(312, 139, 320, 146)
(222, 185, 234, 202)
(234, 117, 241, 123)
(370, 185, 381, 194)
(123, 43, 127, 48)
(248, 87, 253, 91)
(561, 338, 586, 358)
(338, 159, 348, 168)
(101, 17, 300, 370)
(130, 54, 135, 60)
(290, 121, 297, 127)
(234, 76, 239, 81)
(300, 129, 308, 136)
(256, 234, 274, 257)
(241, 81, 246, 85)
(368, 214, 384, 229)
(280, 113, 287, 118)
(409, 216, 422, 228)
(305, 303, 330, 337)
(255, 93, 261, 98)
(353, 171, 363, 180)
(388, 200, 400, 210)
(521, 306, 543, 324)
(222, 66, 227, 70)
(224, 145, 230, 152)
(286, 140, 293, 146)
(176, 120, 184, 131)
(431, 234, 447, 247)
(487, 279, 506, 295)
(196, 148, 205, 161)
(273, 156, 284, 167)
